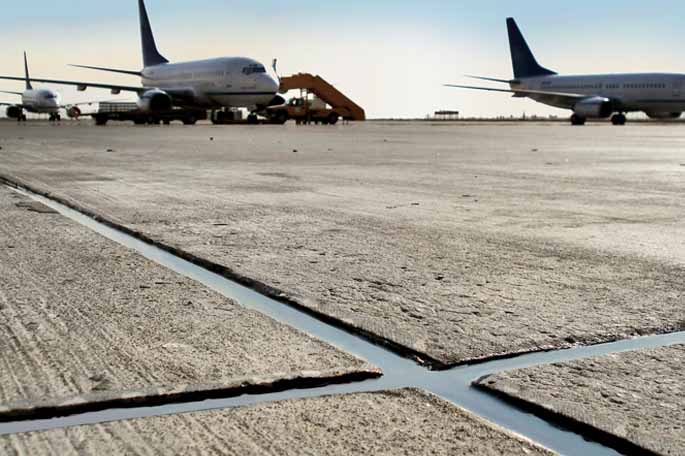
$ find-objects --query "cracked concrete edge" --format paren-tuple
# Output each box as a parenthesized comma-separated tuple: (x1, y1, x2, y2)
(472, 376, 661, 456)
(4, 172, 683, 372)
(0, 172, 449, 370)
(403, 388, 558, 455)
(0, 367, 381, 423)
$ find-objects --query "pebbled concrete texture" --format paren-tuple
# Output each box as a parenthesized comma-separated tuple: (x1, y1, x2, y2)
(476, 345, 685, 456)
(0, 186, 375, 419)
(1, 122, 684, 366)
(0, 389, 556, 456)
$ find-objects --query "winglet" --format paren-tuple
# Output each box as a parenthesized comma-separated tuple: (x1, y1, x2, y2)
(139, 0, 169, 67)
(24, 52, 33, 90)
(506, 18, 556, 79)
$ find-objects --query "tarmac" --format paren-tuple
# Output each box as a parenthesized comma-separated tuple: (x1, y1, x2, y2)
(1, 120, 684, 454)
(476, 345, 685, 456)
(0, 389, 555, 456)
(0, 185, 375, 420)
(0, 122, 683, 367)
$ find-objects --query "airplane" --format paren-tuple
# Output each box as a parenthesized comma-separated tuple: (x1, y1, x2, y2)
(1, 53, 61, 122)
(0, 0, 281, 125)
(447, 18, 685, 126)
(1, 53, 118, 122)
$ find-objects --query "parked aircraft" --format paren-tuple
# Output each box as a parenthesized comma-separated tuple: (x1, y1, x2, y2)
(0, 53, 116, 121)
(0, 53, 61, 121)
(0, 0, 281, 124)
(447, 18, 685, 125)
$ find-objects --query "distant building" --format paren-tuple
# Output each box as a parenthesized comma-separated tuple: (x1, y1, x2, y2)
(433, 110, 460, 120)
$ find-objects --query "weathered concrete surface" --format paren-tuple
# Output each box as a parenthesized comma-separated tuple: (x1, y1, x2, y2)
(0, 389, 556, 455)
(476, 345, 685, 456)
(0, 186, 375, 419)
(1, 122, 684, 366)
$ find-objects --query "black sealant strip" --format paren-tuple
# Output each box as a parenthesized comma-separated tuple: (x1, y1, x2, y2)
(2, 182, 685, 456)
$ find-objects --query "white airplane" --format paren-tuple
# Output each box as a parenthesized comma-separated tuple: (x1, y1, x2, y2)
(0, 53, 115, 122)
(0, 53, 61, 121)
(447, 18, 685, 125)
(0, 0, 281, 125)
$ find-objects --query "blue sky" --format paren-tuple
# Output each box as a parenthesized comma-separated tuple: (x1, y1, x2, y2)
(2, 1, 685, 118)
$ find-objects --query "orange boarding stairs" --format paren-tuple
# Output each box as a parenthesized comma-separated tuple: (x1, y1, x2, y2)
(279, 73, 366, 121)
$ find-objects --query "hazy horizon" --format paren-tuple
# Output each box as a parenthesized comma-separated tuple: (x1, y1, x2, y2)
(2, 0, 685, 119)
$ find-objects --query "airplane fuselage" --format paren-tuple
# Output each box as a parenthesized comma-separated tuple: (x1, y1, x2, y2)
(141, 57, 279, 110)
(21, 89, 61, 114)
(515, 73, 685, 117)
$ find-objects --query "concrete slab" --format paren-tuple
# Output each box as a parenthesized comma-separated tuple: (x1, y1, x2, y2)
(476, 345, 685, 456)
(1, 122, 684, 367)
(0, 389, 556, 455)
(0, 186, 376, 420)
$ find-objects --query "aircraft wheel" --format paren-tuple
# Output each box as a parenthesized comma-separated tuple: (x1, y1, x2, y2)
(611, 114, 626, 126)
(328, 113, 339, 125)
(570, 114, 586, 126)
(183, 116, 198, 125)
(247, 113, 259, 124)
(270, 111, 288, 125)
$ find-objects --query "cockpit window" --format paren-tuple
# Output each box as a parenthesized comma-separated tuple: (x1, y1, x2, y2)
(44, 93, 57, 99)
(242, 64, 266, 75)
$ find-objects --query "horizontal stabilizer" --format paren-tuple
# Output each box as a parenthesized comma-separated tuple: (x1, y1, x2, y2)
(69, 64, 142, 77)
(464, 75, 513, 84)
(444, 83, 586, 103)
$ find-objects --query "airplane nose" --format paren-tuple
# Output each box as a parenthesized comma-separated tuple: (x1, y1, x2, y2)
(263, 74, 280, 94)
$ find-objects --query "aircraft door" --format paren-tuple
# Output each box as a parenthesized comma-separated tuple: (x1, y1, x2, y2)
(673, 79, 683, 98)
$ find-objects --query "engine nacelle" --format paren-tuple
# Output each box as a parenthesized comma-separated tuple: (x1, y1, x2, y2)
(5, 106, 21, 119)
(646, 111, 682, 120)
(67, 106, 82, 119)
(136, 89, 173, 112)
(573, 97, 614, 119)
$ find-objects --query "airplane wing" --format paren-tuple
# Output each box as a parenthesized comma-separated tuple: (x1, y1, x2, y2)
(0, 75, 149, 95)
(445, 84, 589, 108)
(0, 102, 19, 106)
(0, 90, 23, 96)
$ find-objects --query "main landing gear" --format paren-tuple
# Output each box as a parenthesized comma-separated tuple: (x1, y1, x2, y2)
(611, 113, 627, 126)
(49, 113, 61, 122)
(570, 113, 627, 126)
(570, 114, 586, 126)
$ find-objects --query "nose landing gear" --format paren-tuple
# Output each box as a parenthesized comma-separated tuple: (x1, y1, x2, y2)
(48, 113, 62, 122)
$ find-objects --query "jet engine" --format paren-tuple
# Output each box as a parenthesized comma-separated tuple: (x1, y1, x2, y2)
(5, 106, 21, 119)
(136, 89, 173, 112)
(646, 112, 682, 120)
(573, 97, 613, 118)
(67, 106, 82, 119)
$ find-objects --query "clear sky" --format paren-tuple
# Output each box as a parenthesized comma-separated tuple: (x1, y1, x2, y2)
(1, 0, 685, 118)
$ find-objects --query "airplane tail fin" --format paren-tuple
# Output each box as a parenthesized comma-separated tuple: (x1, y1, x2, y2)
(24, 52, 33, 90)
(507, 18, 556, 79)
(138, 0, 169, 67)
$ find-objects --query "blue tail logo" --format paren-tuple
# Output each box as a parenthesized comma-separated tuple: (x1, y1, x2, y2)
(507, 18, 556, 79)
(24, 52, 33, 90)
(139, 0, 169, 67)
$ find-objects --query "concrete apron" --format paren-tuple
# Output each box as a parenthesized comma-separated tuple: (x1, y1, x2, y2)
(2, 184, 685, 456)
